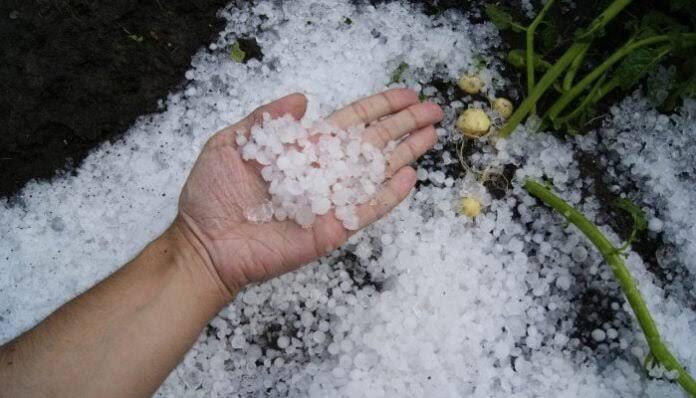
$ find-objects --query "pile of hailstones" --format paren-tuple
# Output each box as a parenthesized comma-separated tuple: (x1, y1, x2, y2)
(237, 114, 394, 230)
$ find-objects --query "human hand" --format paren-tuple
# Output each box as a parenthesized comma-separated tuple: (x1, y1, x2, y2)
(175, 89, 443, 299)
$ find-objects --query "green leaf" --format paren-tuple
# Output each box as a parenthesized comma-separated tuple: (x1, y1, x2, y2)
(473, 54, 488, 70)
(128, 34, 144, 43)
(485, 4, 514, 30)
(670, 0, 696, 18)
(681, 73, 696, 98)
(389, 62, 409, 84)
(230, 42, 246, 63)
(660, 59, 696, 110)
(613, 198, 648, 235)
(678, 56, 696, 98)
(641, 10, 688, 34)
(613, 47, 669, 90)
(540, 21, 559, 51)
(670, 0, 692, 9)
(343, 17, 352, 25)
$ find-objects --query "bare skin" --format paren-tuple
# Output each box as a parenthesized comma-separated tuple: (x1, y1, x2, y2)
(0, 89, 443, 397)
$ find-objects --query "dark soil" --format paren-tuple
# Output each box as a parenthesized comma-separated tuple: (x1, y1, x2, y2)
(0, 0, 229, 198)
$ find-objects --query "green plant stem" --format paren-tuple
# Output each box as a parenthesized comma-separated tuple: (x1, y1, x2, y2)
(546, 34, 696, 122)
(499, 42, 589, 137)
(562, 45, 588, 91)
(499, 0, 633, 138)
(524, 179, 696, 396)
(507, 49, 552, 72)
(576, 0, 633, 40)
(553, 73, 607, 126)
(510, 21, 529, 32)
(593, 75, 622, 104)
(526, 0, 557, 114)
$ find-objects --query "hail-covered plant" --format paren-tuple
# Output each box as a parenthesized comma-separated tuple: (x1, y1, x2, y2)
(524, 180, 696, 396)
(485, 0, 696, 137)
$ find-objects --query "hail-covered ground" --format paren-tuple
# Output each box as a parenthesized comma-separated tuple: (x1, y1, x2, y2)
(1, 1, 695, 397)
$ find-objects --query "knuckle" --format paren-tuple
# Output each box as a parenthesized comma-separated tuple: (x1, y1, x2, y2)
(351, 101, 371, 122)
(405, 106, 421, 128)
(381, 91, 399, 112)
(375, 123, 392, 145)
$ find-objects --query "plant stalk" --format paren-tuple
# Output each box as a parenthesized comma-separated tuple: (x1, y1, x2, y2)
(499, 0, 633, 138)
(546, 34, 696, 122)
(499, 42, 589, 137)
(562, 45, 588, 91)
(524, 179, 696, 396)
(576, 0, 633, 40)
(526, 0, 557, 114)
(553, 73, 607, 127)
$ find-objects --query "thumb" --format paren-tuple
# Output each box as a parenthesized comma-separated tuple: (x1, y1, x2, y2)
(248, 92, 308, 124)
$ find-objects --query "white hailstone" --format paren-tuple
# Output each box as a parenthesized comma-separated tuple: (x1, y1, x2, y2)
(295, 205, 316, 227)
(328, 343, 340, 355)
(244, 202, 274, 224)
(416, 167, 429, 181)
(312, 331, 326, 343)
(555, 275, 572, 290)
(571, 246, 588, 262)
(239, 113, 391, 229)
(230, 334, 246, 349)
(380, 234, 394, 245)
(648, 217, 663, 232)
(332, 367, 347, 378)
(591, 328, 606, 342)
(311, 197, 332, 215)
(261, 166, 274, 182)
(277, 336, 290, 349)
(235, 132, 248, 146)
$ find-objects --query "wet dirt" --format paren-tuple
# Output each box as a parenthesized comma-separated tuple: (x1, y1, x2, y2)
(0, 0, 228, 198)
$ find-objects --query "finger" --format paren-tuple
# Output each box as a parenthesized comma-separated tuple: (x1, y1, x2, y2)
(311, 214, 350, 255)
(363, 102, 443, 148)
(326, 88, 419, 129)
(246, 92, 308, 125)
(385, 126, 438, 177)
(354, 166, 417, 229)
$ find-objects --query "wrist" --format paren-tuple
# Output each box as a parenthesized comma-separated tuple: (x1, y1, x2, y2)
(165, 218, 237, 307)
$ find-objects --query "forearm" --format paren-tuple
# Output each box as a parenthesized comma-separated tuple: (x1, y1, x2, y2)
(0, 220, 232, 398)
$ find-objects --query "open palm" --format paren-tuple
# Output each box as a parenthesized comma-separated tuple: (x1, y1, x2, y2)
(177, 89, 443, 295)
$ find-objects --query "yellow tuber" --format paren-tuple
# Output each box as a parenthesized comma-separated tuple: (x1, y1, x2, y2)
(458, 75, 483, 94)
(458, 197, 482, 218)
(456, 109, 491, 138)
(492, 97, 514, 119)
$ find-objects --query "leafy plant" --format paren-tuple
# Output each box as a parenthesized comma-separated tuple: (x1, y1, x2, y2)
(612, 197, 647, 251)
(485, 4, 526, 32)
(389, 62, 409, 84)
(230, 42, 246, 63)
(524, 179, 696, 396)
(488, 0, 696, 137)
(486, 3, 696, 395)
